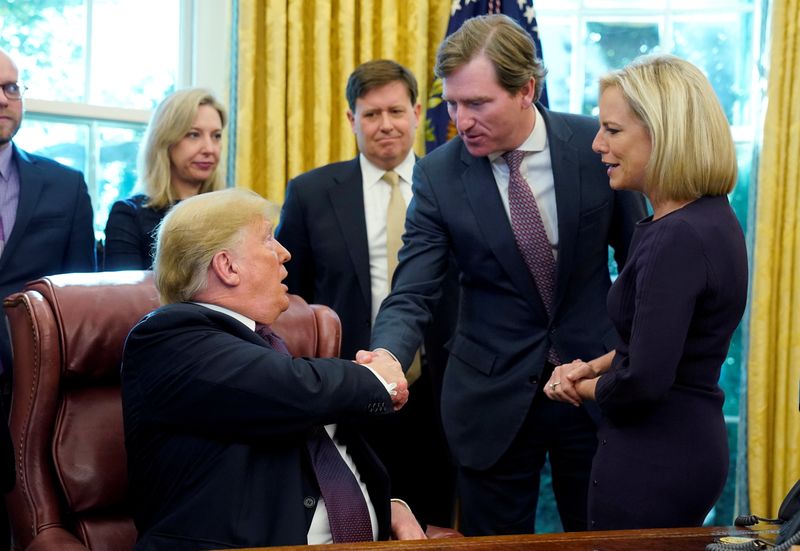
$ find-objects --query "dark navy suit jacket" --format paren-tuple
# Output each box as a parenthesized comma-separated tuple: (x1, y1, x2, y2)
(276, 156, 457, 365)
(0, 145, 96, 373)
(0, 145, 95, 492)
(122, 303, 393, 550)
(370, 106, 648, 471)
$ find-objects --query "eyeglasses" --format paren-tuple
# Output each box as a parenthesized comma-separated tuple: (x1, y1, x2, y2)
(0, 82, 27, 101)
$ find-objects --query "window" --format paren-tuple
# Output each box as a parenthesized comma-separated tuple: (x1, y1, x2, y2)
(533, 0, 764, 531)
(0, 0, 230, 240)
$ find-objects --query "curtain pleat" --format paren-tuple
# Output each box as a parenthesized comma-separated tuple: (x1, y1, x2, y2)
(235, 0, 450, 204)
(747, 0, 800, 517)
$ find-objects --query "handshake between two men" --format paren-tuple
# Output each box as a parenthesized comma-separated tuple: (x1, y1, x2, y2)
(356, 348, 410, 411)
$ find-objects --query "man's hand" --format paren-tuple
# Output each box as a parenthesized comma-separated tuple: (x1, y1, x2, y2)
(390, 500, 426, 540)
(356, 349, 409, 411)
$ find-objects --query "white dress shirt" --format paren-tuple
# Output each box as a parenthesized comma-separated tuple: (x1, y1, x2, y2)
(360, 150, 416, 324)
(488, 107, 559, 260)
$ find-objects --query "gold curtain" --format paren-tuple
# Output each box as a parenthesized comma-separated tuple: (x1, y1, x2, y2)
(235, 0, 451, 204)
(747, 0, 800, 517)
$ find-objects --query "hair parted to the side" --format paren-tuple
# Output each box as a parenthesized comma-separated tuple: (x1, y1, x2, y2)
(345, 59, 419, 112)
(154, 188, 276, 305)
(434, 14, 548, 102)
(599, 54, 737, 201)
(140, 88, 228, 210)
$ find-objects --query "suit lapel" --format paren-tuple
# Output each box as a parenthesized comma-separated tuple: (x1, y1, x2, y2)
(541, 108, 581, 315)
(329, 159, 372, 310)
(0, 147, 43, 270)
(460, 145, 546, 316)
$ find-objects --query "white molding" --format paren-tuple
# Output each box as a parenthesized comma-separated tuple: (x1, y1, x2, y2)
(24, 98, 151, 125)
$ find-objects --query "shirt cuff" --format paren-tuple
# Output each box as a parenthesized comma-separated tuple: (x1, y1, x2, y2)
(360, 364, 397, 396)
(390, 498, 413, 514)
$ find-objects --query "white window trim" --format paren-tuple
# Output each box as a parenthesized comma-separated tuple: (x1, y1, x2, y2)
(24, 0, 231, 125)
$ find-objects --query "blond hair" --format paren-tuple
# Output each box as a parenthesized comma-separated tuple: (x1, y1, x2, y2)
(599, 54, 737, 201)
(140, 88, 227, 210)
(154, 188, 276, 304)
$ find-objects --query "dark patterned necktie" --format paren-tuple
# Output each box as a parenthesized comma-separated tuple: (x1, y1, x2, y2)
(306, 427, 373, 543)
(254, 323, 291, 356)
(503, 150, 560, 365)
(253, 323, 373, 542)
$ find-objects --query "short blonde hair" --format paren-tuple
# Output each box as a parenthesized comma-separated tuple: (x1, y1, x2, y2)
(599, 54, 736, 201)
(140, 88, 228, 210)
(154, 188, 277, 304)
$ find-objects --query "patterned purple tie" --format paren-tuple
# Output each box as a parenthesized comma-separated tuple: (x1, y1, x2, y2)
(253, 323, 373, 542)
(306, 427, 373, 543)
(254, 323, 291, 356)
(503, 150, 560, 365)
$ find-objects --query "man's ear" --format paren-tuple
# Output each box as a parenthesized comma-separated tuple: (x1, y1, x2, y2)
(347, 109, 356, 132)
(520, 77, 536, 109)
(209, 250, 240, 287)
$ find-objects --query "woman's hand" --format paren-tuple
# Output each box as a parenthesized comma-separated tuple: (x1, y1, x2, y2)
(544, 351, 614, 405)
(544, 360, 591, 406)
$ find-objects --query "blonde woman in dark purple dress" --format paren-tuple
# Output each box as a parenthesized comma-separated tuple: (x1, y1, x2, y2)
(544, 54, 747, 530)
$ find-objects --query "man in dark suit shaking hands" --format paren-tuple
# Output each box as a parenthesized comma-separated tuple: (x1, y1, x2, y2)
(359, 15, 647, 536)
(122, 188, 424, 550)
(0, 48, 95, 550)
(276, 60, 458, 527)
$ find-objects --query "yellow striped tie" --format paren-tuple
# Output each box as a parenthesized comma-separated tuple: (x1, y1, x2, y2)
(383, 171, 421, 384)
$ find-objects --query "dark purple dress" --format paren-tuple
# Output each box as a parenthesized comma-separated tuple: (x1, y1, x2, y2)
(589, 195, 748, 530)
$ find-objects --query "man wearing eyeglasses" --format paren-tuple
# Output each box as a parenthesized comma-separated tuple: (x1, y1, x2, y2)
(0, 48, 95, 551)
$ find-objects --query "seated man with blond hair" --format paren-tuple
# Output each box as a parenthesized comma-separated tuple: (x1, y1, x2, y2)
(121, 188, 423, 550)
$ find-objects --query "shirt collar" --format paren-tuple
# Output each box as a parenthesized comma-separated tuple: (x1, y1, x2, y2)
(193, 302, 256, 331)
(360, 149, 416, 189)
(488, 106, 548, 163)
(0, 144, 14, 182)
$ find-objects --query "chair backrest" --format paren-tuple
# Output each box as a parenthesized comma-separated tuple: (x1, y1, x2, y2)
(3, 271, 341, 551)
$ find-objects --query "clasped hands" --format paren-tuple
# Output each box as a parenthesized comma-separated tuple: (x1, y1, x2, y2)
(544, 358, 600, 406)
(355, 349, 409, 411)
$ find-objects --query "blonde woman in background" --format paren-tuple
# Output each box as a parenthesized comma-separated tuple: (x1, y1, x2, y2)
(104, 88, 226, 270)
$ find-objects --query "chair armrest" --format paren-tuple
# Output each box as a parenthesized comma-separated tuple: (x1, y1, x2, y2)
(425, 524, 463, 539)
(26, 527, 90, 551)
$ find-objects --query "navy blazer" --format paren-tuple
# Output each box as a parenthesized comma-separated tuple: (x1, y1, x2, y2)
(276, 157, 458, 367)
(370, 107, 647, 471)
(0, 145, 95, 373)
(122, 303, 393, 550)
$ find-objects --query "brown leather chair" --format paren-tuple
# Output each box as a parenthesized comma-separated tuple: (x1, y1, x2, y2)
(2, 271, 342, 551)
